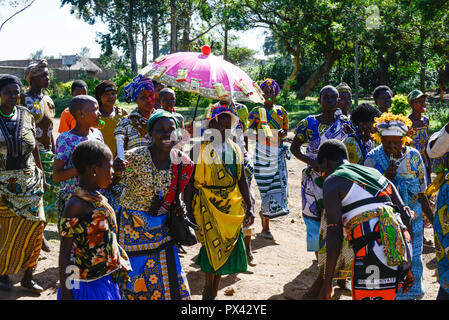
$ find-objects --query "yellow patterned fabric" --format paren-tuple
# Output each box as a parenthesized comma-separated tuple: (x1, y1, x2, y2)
(192, 139, 245, 271)
(0, 167, 45, 222)
(0, 198, 44, 275)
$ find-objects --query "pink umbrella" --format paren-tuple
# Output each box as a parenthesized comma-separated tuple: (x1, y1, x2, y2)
(139, 45, 265, 105)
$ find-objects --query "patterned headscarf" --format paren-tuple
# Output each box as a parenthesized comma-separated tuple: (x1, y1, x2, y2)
(260, 78, 280, 97)
(24, 59, 49, 83)
(204, 104, 239, 129)
(124, 74, 154, 103)
(372, 112, 413, 146)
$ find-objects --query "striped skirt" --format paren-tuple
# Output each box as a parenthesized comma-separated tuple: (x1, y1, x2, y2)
(0, 200, 44, 275)
(253, 144, 289, 219)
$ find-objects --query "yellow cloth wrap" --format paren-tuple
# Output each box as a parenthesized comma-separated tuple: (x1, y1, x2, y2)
(192, 140, 245, 271)
(425, 171, 448, 199)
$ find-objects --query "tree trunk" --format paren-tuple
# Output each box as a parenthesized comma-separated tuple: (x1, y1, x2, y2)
(127, 0, 138, 74)
(283, 42, 301, 92)
(181, 1, 191, 52)
(142, 30, 148, 68)
(445, 62, 449, 93)
(378, 53, 388, 85)
(151, 3, 160, 60)
(419, 28, 426, 93)
(223, 23, 229, 61)
(170, 0, 178, 53)
(297, 50, 340, 100)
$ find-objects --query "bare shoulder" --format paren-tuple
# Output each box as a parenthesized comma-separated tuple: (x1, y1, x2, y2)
(63, 196, 92, 219)
(323, 174, 352, 197)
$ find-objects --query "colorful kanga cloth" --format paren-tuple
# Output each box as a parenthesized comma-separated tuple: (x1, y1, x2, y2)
(330, 163, 413, 300)
(343, 131, 375, 165)
(58, 188, 131, 283)
(0, 166, 45, 222)
(118, 148, 193, 300)
(364, 146, 426, 300)
(408, 117, 429, 165)
(254, 144, 289, 219)
(39, 150, 59, 221)
(54, 129, 104, 194)
(20, 93, 55, 152)
(114, 108, 151, 151)
(193, 140, 247, 272)
(0, 197, 44, 276)
(248, 105, 288, 147)
(119, 147, 193, 212)
(0, 106, 36, 170)
(317, 210, 353, 280)
(434, 176, 449, 295)
(296, 114, 351, 220)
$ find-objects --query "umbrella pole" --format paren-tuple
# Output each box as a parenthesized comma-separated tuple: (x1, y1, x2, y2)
(192, 95, 201, 122)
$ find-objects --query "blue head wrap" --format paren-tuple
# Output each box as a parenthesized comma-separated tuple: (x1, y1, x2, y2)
(124, 74, 154, 103)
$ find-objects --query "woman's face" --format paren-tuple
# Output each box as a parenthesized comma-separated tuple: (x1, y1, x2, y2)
(136, 89, 155, 116)
(72, 87, 87, 97)
(93, 154, 114, 189)
(375, 90, 392, 113)
(0, 83, 21, 108)
(381, 135, 403, 157)
(410, 96, 426, 114)
(160, 92, 176, 112)
(151, 118, 177, 153)
(31, 70, 50, 89)
(100, 88, 117, 109)
(319, 88, 339, 113)
(358, 120, 376, 142)
(80, 101, 101, 128)
(262, 85, 276, 102)
(209, 113, 232, 142)
(337, 92, 352, 115)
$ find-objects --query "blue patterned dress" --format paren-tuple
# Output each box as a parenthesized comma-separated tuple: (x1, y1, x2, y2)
(434, 175, 449, 298)
(364, 145, 427, 300)
(295, 114, 351, 221)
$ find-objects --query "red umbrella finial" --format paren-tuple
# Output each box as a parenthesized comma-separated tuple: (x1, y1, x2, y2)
(201, 45, 211, 56)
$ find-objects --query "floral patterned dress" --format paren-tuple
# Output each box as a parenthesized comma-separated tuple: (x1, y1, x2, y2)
(54, 129, 104, 218)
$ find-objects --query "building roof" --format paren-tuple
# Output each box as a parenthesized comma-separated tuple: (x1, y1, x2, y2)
(0, 56, 102, 73)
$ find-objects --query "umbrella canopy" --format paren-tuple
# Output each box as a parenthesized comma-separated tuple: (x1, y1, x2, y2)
(139, 46, 265, 104)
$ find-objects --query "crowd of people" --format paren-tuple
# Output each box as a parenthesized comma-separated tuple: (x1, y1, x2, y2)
(1, 58, 449, 301)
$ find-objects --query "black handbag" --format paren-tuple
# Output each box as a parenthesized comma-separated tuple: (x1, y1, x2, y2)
(166, 157, 198, 246)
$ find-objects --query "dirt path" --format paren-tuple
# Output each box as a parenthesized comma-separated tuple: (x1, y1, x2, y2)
(0, 128, 439, 300)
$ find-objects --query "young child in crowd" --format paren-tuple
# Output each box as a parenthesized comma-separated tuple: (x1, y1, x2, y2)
(159, 88, 185, 128)
(58, 80, 88, 133)
(58, 140, 131, 300)
(53, 95, 104, 218)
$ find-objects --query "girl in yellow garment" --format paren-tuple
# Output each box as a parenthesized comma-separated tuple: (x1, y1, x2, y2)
(184, 106, 255, 300)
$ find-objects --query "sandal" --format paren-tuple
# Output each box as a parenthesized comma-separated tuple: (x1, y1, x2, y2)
(0, 275, 12, 291)
(20, 279, 43, 293)
(247, 253, 257, 267)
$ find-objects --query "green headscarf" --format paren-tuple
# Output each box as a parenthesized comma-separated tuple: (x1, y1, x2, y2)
(147, 109, 179, 134)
